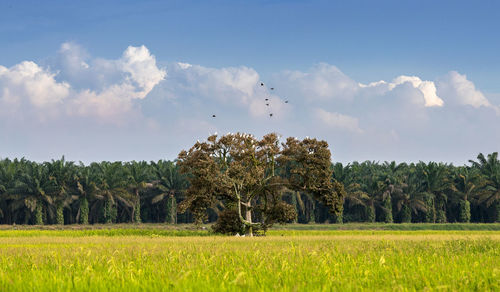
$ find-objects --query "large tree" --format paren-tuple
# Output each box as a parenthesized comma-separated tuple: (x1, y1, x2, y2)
(177, 133, 345, 236)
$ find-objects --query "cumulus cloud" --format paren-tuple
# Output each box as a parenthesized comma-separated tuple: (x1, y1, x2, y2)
(436, 71, 499, 114)
(120, 45, 166, 98)
(276, 63, 359, 101)
(0, 61, 70, 109)
(153, 62, 289, 118)
(66, 45, 166, 120)
(275, 64, 443, 108)
(390, 76, 443, 107)
(360, 75, 443, 107)
(1, 45, 499, 164)
(168, 62, 259, 102)
(0, 43, 165, 122)
(315, 108, 363, 133)
(57, 42, 90, 74)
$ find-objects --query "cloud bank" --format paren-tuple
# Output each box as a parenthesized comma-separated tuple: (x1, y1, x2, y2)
(1, 43, 499, 164)
(1, 42, 166, 122)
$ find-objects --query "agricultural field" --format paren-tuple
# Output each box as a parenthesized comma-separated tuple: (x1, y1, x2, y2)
(0, 225, 498, 291)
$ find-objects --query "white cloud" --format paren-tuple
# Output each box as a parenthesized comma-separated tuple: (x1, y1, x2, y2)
(276, 64, 443, 108)
(1, 46, 500, 164)
(171, 62, 259, 103)
(120, 45, 166, 98)
(68, 84, 138, 122)
(58, 42, 90, 72)
(0, 43, 165, 122)
(66, 44, 166, 119)
(390, 76, 443, 107)
(155, 62, 289, 118)
(277, 63, 359, 101)
(360, 75, 443, 107)
(315, 108, 363, 133)
(437, 71, 499, 113)
(0, 61, 70, 110)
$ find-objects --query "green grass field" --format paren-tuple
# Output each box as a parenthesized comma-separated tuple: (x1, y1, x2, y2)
(0, 224, 498, 291)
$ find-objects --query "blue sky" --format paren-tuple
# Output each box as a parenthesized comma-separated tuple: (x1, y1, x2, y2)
(0, 0, 499, 164)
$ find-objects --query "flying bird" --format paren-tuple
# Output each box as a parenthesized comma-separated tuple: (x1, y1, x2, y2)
(266, 103, 269, 106)
(284, 100, 289, 104)
(265, 98, 269, 101)
(270, 88, 274, 90)
(260, 82, 264, 86)
(212, 114, 216, 118)
(269, 113, 273, 117)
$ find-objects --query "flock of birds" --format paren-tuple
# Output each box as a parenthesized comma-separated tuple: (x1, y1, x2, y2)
(212, 82, 289, 119)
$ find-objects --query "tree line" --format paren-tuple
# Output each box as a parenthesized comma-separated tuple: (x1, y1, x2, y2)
(329, 153, 499, 224)
(0, 152, 498, 225)
(0, 158, 189, 225)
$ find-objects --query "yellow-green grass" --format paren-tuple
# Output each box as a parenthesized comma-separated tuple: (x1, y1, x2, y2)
(273, 222, 500, 231)
(0, 230, 498, 291)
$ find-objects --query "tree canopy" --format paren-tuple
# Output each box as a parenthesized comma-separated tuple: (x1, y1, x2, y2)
(177, 133, 345, 235)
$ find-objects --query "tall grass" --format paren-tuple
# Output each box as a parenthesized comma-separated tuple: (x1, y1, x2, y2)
(0, 231, 498, 291)
(272, 223, 500, 231)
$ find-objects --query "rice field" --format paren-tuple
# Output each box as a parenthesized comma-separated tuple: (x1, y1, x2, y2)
(0, 226, 498, 291)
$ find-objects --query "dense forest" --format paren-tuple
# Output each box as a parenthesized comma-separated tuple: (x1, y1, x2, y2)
(0, 152, 498, 225)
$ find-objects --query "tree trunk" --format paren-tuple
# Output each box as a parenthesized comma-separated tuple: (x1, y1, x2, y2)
(435, 199, 447, 223)
(133, 190, 142, 223)
(245, 200, 253, 237)
(458, 200, 471, 223)
(35, 203, 43, 225)
(165, 194, 177, 224)
(383, 194, 393, 223)
(333, 212, 343, 224)
(290, 192, 298, 223)
(307, 199, 315, 224)
(333, 202, 343, 224)
(400, 204, 412, 223)
(79, 197, 89, 224)
(425, 196, 436, 223)
(366, 204, 375, 223)
(56, 204, 64, 225)
(104, 199, 114, 224)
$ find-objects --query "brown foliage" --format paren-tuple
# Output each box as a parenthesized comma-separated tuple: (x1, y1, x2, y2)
(177, 133, 345, 234)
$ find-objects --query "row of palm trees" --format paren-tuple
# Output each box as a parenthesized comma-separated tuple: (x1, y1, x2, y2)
(0, 158, 188, 225)
(0, 153, 498, 225)
(323, 153, 499, 223)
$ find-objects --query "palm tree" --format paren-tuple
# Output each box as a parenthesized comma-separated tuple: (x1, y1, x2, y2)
(392, 170, 427, 223)
(333, 162, 373, 222)
(376, 162, 408, 223)
(448, 167, 482, 222)
(469, 153, 500, 222)
(344, 188, 375, 222)
(148, 160, 187, 223)
(418, 162, 451, 223)
(45, 157, 78, 224)
(125, 161, 154, 223)
(74, 164, 99, 224)
(339, 162, 376, 222)
(0, 159, 16, 223)
(92, 162, 135, 223)
(7, 162, 55, 224)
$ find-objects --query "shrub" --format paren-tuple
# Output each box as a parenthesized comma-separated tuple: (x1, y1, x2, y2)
(212, 209, 245, 235)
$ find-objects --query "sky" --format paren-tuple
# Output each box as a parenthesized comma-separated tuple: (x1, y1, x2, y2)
(0, 0, 499, 165)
